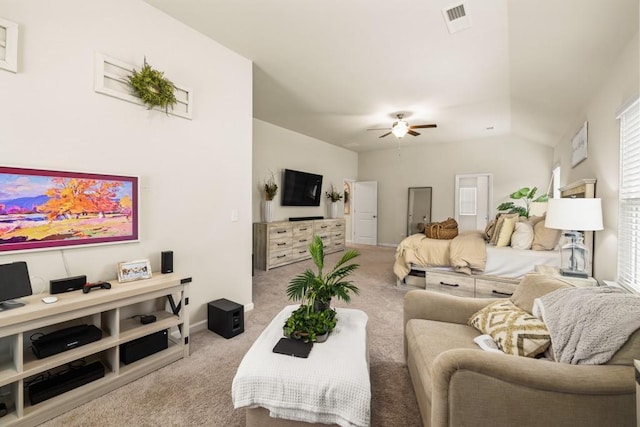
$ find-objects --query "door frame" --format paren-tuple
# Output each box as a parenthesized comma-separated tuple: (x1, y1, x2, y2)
(454, 173, 493, 231)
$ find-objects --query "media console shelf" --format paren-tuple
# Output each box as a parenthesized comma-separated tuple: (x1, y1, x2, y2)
(0, 272, 190, 426)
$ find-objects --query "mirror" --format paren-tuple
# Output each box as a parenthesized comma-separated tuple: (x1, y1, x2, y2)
(407, 187, 432, 236)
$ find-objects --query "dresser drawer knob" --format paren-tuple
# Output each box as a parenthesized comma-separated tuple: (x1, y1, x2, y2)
(492, 290, 513, 297)
(277, 242, 287, 246)
(276, 230, 287, 234)
(276, 254, 287, 259)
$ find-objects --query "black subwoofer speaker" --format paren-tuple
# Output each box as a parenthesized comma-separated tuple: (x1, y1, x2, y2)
(161, 251, 173, 274)
(120, 329, 168, 365)
(207, 298, 244, 339)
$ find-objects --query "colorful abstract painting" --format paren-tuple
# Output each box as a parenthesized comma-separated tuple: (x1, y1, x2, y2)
(0, 167, 138, 252)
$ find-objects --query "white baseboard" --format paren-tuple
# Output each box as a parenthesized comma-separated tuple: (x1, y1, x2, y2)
(190, 302, 255, 334)
(378, 242, 397, 248)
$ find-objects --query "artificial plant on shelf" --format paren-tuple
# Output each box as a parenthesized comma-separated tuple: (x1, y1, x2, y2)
(325, 184, 343, 202)
(263, 172, 278, 201)
(284, 235, 360, 342)
(496, 187, 548, 218)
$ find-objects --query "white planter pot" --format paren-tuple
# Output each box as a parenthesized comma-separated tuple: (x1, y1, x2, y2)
(264, 200, 274, 222)
(330, 202, 338, 219)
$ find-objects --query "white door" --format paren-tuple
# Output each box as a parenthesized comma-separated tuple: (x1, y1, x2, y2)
(354, 181, 378, 245)
(454, 174, 492, 232)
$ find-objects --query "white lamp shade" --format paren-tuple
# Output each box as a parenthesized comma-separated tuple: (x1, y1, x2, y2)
(545, 198, 603, 231)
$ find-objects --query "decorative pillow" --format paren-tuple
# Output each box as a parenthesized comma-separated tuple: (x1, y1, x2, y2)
(490, 213, 519, 246)
(484, 219, 497, 242)
(496, 215, 518, 247)
(469, 300, 551, 357)
(532, 219, 561, 251)
(510, 273, 572, 314)
(510, 221, 534, 250)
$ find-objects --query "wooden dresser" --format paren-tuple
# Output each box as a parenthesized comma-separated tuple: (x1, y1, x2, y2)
(253, 219, 346, 270)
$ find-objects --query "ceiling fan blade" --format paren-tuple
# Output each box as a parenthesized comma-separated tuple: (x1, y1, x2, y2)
(378, 132, 392, 138)
(367, 128, 391, 131)
(410, 124, 437, 129)
(408, 130, 420, 136)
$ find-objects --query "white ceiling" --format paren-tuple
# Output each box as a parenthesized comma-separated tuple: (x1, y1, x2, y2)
(146, 0, 638, 152)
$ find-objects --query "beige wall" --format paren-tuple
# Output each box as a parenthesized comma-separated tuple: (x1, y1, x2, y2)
(0, 0, 253, 328)
(553, 32, 639, 281)
(252, 119, 358, 239)
(358, 135, 553, 245)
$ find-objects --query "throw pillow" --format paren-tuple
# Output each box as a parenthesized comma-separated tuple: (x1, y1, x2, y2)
(510, 221, 534, 250)
(496, 215, 518, 247)
(510, 273, 572, 314)
(531, 219, 561, 251)
(469, 300, 551, 357)
(490, 213, 519, 246)
(484, 219, 497, 242)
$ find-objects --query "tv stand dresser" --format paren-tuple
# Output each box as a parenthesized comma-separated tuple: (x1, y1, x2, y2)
(253, 219, 346, 270)
(0, 273, 190, 426)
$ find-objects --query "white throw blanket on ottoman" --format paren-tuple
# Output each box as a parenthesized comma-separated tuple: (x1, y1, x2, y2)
(232, 305, 371, 427)
(533, 286, 640, 364)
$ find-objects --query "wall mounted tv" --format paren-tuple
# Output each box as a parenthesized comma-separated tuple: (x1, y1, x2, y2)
(0, 166, 138, 252)
(281, 169, 323, 206)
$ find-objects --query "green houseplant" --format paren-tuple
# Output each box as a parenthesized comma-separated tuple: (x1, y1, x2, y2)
(128, 58, 177, 114)
(286, 235, 360, 310)
(283, 306, 337, 343)
(496, 187, 548, 218)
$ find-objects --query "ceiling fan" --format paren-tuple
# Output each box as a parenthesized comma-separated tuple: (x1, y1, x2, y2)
(367, 113, 437, 139)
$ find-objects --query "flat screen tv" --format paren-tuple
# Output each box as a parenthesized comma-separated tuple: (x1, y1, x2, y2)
(0, 166, 138, 252)
(281, 169, 323, 206)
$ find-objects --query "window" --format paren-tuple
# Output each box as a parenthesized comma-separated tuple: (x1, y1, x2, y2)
(617, 98, 640, 292)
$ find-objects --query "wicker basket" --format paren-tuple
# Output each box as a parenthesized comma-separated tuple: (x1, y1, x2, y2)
(425, 218, 459, 240)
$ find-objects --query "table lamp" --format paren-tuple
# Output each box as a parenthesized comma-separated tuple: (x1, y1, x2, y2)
(545, 198, 603, 278)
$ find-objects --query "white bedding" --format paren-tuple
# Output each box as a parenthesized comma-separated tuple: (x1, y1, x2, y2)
(412, 245, 559, 279)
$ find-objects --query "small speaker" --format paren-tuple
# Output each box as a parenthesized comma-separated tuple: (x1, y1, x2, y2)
(161, 251, 173, 274)
(50, 275, 87, 294)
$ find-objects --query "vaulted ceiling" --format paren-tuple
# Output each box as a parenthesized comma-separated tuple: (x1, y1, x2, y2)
(146, 0, 638, 152)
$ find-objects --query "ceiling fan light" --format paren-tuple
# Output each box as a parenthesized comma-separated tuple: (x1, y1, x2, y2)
(392, 120, 409, 138)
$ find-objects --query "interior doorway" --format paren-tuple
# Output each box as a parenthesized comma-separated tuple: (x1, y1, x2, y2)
(353, 181, 378, 245)
(454, 174, 492, 232)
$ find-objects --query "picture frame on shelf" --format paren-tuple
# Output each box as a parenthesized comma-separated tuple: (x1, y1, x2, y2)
(571, 121, 588, 168)
(117, 259, 152, 283)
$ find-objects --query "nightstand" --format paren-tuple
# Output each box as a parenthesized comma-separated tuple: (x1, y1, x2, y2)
(534, 265, 598, 287)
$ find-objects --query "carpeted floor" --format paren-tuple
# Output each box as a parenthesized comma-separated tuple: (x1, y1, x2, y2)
(40, 244, 422, 426)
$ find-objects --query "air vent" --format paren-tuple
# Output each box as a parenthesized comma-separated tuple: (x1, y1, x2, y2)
(442, 2, 472, 34)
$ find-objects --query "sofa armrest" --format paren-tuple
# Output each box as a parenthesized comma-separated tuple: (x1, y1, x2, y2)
(431, 348, 635, 427)
(403, 289, 498, 327)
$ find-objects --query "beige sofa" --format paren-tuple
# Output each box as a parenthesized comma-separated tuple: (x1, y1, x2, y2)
(404, 274, 639, 427)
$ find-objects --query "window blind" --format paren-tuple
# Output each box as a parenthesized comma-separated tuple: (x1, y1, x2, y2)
(617, 98, 640, 292)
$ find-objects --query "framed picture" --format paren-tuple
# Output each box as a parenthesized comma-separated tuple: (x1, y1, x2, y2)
(0, 166, 138, 252)
(571, 121, 588, 168)
(117, 259, 152, 283)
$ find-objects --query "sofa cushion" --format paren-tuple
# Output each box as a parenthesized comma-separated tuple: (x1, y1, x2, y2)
(405, 319, 480, 400)
(469, 300, 551, 357)
(511, 273, 572, 314)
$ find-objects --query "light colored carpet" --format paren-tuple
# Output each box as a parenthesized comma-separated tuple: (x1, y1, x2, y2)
(40, 244, 422, 426)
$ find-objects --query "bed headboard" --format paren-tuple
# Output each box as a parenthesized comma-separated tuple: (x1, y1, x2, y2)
(558, 178, 597, 276)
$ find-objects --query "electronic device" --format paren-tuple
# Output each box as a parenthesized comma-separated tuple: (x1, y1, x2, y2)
(0, 402, 6, 417)
(41, 296, 58, 304)
(28, 361, 105, 404)
(208, 299, 244, 339)
(120, 329, 168, 365)
(281, 168, 323, 206)
(0, 261, 32, 311)
(273, 338, 313, 358)
(139, 314, 156, 324)
(161, 251, 173, 274)
(82, 281, 111, 294)
(50, 275, 87, 294)
(289, 216, 324, 221)
(31, 324, 102, 359)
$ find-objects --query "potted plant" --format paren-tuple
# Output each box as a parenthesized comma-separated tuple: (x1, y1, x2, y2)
(287, 235, 360, 311)
(497, 187, 548, 218)
(325, 184, 343, 219)
(283, 305, 337, 343)
(262, 172, 278, 222)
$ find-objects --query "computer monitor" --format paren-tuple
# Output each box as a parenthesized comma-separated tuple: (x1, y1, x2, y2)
(0, 261, 32, 311)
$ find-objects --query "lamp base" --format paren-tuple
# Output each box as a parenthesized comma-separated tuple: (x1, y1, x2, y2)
(559, 268, 588, 279)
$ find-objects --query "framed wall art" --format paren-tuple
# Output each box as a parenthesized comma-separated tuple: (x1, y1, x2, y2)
(117, 259, 152, 283)
(0, 166, 138, 252)
(571, 121, 588, 168)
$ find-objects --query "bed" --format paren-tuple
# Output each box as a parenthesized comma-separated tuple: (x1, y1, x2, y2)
(395, 179, 597, 293)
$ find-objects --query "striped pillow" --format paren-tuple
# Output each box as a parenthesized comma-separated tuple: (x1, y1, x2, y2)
(469, 300, 551, 357)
